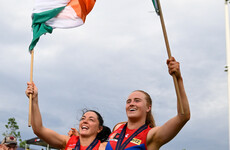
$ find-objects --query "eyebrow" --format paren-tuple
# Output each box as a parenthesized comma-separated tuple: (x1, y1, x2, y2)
(89, 116, 96, 119)
(82, 115, 96, 119)
(127, 98, 142, 101)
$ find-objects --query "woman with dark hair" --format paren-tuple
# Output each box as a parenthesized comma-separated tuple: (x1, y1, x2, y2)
(25, 83, 111, 150)
(106, 57, 190, 150)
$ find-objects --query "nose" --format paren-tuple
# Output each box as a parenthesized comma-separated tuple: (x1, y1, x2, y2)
(82, 118, 89, 124)
(128, 100, 135, 106)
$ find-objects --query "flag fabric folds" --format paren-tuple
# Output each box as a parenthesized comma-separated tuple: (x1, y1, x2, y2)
(29, 0, 96, 51)
(152, 0, 160, 15)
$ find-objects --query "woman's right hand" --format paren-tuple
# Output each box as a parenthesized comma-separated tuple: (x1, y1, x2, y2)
(25, 82, 38, 99)
(68, 128, 79, 137)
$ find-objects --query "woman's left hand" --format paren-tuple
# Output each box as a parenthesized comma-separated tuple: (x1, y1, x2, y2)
(166, 57, 182, 79)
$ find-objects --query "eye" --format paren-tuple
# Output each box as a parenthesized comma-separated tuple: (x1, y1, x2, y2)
(134, 99, 141, 102)
(89, 118, 95, 122)
(80, 117, 85, 121)
(126, 99, 131, 104)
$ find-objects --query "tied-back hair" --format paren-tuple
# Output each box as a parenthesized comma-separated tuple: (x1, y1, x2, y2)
(96, 125, 111, 142)
(133, 90, 156, 128)
(82, 109, 111, 142)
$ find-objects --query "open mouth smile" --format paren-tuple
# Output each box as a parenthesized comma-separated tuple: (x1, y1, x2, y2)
(81, 125, 89, 130)
(129, 108, 137, 111)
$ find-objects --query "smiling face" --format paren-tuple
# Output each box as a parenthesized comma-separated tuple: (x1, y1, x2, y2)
(79, 111, 102, 138)
(126, 91, 151, 122)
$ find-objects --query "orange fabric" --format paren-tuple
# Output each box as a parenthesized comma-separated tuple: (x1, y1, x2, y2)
(67, 0, 96, 22)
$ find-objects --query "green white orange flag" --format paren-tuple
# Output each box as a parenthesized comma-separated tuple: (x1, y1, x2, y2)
(152, 0, 160, 15)
(29, 0, 96, 51)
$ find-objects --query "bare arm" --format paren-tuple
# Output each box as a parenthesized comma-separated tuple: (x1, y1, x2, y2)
(147, 57, 190, 149)
(26, 82, 69, 149)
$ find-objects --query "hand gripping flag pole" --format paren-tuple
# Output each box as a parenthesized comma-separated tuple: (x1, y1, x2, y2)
(28, 50, 34, 127)
(152, 0, 184, 114)
(27, 0, 96, 127)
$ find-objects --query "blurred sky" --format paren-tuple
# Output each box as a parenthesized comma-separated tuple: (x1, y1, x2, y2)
(0, 0, 228, 150)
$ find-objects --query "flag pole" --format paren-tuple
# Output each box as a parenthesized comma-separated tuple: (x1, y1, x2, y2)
(28, 50, 34, 127)
(224, 0, 230, 149)
(156, 0, 184, 114)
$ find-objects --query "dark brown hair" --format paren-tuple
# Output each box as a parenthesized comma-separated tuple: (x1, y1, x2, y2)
(82, 109, 111, 142)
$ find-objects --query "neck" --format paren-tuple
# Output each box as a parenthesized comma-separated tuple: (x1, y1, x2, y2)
(79, 135, 96, 146)
(127, 119, 146, 129)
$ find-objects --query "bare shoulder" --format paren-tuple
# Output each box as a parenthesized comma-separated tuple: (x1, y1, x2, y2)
(99, 142, 107, 150)
(60, 134, 70, 148)
(147, 126, 161, 144)
(112, 121, 127, 131)
(146, 126, 161, 149)
(147, 126, 160, 139)
(64, 135, 70, 143)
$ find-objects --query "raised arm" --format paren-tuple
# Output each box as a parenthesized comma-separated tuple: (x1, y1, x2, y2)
(147, 57, 190, 149)
(25, 82, 69, 149)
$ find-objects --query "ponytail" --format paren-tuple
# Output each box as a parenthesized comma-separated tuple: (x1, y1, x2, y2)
(96, 126, 111, 142)
(146, 110, 156, 128)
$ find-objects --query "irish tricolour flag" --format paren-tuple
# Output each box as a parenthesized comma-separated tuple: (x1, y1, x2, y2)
(29, 0, 96, 51)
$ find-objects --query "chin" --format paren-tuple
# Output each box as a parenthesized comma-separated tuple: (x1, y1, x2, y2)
(127, 114, 139, 119)
(80, 131, 88, 136)
(80, 133, 90, 137)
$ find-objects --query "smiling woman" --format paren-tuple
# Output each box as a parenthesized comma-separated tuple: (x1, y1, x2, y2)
(126, 90, 156, 128)
(105, 57, 191, 150)
(25, 84, 111, 150)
